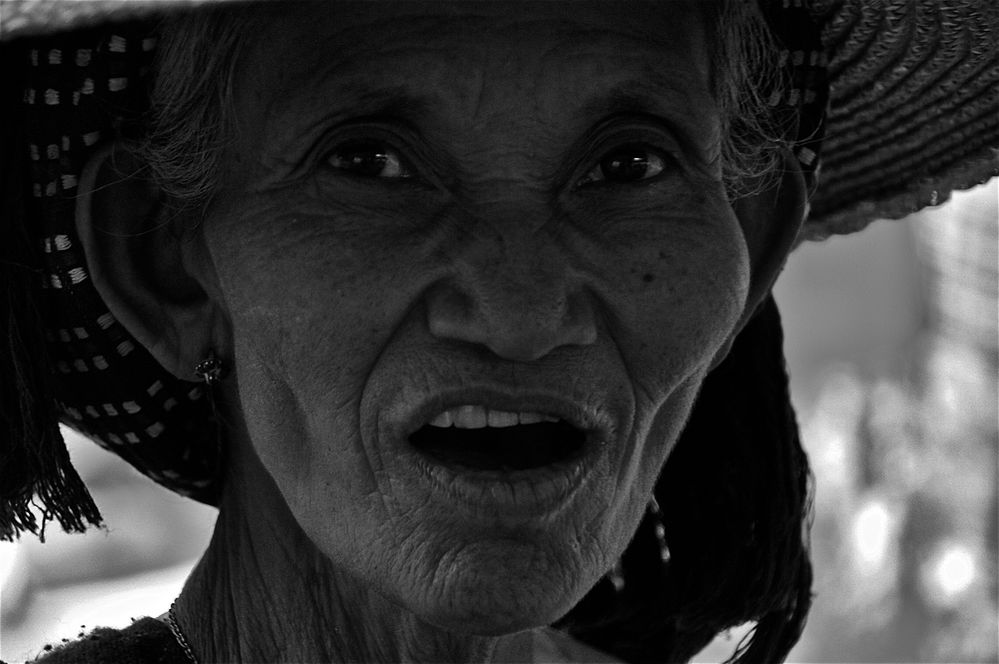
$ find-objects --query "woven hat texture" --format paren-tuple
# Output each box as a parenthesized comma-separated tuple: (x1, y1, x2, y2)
(806, 0, 999, 239)
(12, 26, 222, 507)
(2, 0, 825, 514)
(0, 0, 995, 534)
(3, 0, 997, 238)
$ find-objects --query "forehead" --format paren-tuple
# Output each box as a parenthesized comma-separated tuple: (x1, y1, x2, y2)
(234, 1, 716, 141)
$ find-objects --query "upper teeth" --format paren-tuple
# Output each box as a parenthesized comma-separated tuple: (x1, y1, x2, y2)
(429, 405, 560, 429)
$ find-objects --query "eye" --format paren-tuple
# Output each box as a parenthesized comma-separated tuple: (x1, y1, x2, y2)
(577, 144, 670, 188)
(324, 140, 413, 179)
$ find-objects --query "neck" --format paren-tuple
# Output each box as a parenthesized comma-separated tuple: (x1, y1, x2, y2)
(173, 444, 523, 663)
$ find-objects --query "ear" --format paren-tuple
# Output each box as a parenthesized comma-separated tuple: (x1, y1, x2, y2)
(709, 147, 807, 369)
(734, 147, 808, 316)
(75, 143, 228, 381)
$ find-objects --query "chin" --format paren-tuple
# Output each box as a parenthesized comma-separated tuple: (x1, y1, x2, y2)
(401, 539, 597, 636)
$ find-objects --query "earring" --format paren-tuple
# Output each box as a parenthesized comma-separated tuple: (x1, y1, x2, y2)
(194, 350, 224, 385)
(194, 350, 226, 471)
(648, 495, 671, 565)
(607, 558, 626, 593)
(606, 496, 671, 594)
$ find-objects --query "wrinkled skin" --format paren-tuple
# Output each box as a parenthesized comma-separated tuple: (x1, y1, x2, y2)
(78, 2, 803, 661)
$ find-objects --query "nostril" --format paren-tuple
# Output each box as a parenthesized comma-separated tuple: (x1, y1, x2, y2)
(426, 287, 596, 362)
(426, 286, 476, 339)
(483, 332, 557, 363)
(563, 289, 598, 345)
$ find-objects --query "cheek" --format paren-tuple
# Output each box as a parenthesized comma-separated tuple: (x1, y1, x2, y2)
(204, 198, 420, 526)
(222, 305, 388, 561)
(654, 244, 749, 363)
(599, 202, 750, 499)
(568, 187, 750, 382)
(218, 263, 416, 596)
(210, 195, 411, 400)
(617, 223, 750, 394)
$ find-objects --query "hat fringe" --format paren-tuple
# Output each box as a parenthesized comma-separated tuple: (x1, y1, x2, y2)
(0, 234, 104, 543)
(1, 47, 103, 542)
(0, 426, 103, 543)
(0, 255, 104, 542)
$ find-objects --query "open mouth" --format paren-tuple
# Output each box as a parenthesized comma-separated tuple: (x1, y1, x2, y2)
(408, 418, 587, 472)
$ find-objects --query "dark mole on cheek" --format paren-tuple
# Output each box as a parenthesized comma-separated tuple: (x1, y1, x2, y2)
(658, 251, 667, 260)
(642, 273, 655, 283)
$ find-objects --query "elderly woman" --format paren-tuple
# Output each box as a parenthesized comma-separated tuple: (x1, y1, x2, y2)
(1, 1, 996, 663)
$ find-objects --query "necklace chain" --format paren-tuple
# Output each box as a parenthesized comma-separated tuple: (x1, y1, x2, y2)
(167, 600, 200, 664)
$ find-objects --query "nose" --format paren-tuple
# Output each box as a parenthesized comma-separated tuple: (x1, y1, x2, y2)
(425, 244, 597, 363)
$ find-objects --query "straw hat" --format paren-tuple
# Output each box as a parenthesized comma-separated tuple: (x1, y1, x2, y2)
(1, 0, 996, 539)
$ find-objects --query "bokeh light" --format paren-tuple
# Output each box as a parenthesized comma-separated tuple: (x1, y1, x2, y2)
(923, 542, 978, 608)
(853, 499, 891, 570)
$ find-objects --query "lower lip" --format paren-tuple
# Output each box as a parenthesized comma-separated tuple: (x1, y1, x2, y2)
(405, 437, 604, 520)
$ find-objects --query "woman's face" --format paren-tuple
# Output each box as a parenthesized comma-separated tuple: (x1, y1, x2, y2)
(202, 1, 749, 634)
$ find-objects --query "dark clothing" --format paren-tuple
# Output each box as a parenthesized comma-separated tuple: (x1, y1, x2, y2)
(10, 618, 621, 663)
(12, 617, 187, 664)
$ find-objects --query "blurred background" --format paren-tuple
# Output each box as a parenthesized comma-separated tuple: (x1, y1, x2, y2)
(2, 180, 996, 663)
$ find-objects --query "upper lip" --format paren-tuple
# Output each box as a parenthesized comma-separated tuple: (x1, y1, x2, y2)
(388, 385, 614, 443)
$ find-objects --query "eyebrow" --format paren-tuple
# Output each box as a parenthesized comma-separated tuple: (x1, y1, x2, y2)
(574, 82, 720, 169)
(579, 79, 715, 136)
(581, 81, 698, 119)
(290, 83, 437, 128)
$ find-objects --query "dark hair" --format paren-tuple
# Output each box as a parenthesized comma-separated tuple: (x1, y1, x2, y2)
(559, 295, 813, 663)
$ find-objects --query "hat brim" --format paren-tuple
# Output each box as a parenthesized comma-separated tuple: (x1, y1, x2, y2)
(805, 0, 999, 239)
(2, 0, 996, 234)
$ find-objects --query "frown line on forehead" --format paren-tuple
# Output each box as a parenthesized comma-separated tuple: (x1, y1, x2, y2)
(239, 4, 717, 139)
(256, 73, 719, 168)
